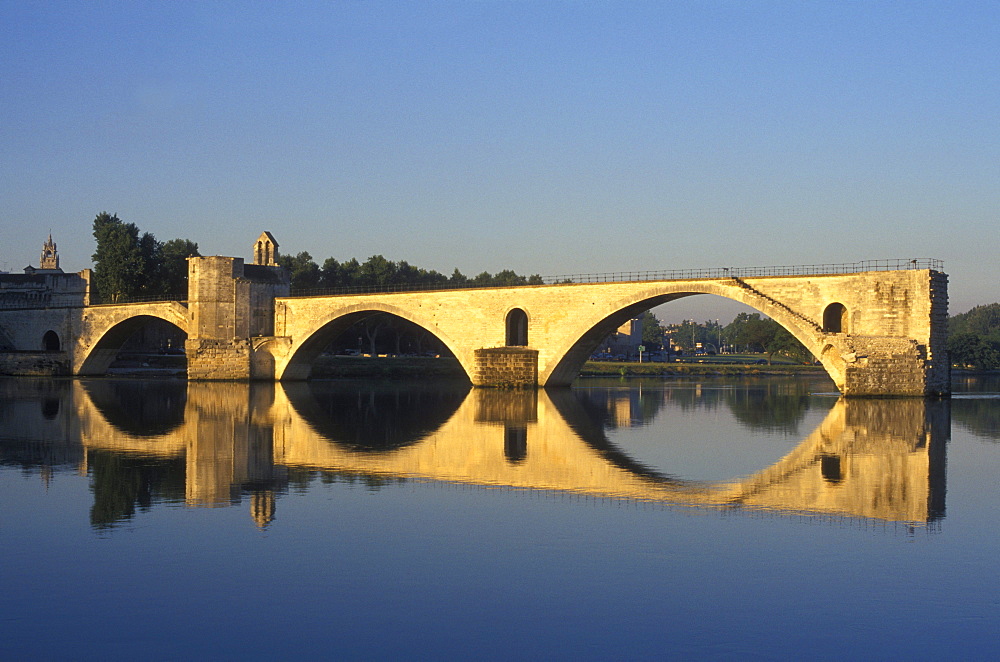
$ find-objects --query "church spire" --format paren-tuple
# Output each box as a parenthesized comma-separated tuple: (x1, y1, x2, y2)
(39, 233, 60, 270)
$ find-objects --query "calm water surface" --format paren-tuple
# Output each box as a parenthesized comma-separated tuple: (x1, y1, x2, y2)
(2, 373, 999, 659)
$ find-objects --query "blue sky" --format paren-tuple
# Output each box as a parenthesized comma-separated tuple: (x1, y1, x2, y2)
(2, 1, 997, 319)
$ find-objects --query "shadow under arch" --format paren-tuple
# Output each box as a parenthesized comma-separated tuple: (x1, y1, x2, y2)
(282, 380, 470, 452)
(80, 379, 188, 437)
(542, 283, 842, 388)
(77, 315, 188, 376)
(278, 306, 469, 382)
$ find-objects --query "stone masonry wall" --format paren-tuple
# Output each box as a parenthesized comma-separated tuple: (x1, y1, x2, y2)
(0, 351, 70, 376)
(186, 338, 251, 380)
(473, 348, 538, 388)
(926, 271, 950, 395)
(843, 337, 928, 397)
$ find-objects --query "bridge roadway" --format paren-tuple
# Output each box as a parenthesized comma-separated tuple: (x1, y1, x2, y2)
(0, 255, 950, 395)
(29, 381, 946, 526)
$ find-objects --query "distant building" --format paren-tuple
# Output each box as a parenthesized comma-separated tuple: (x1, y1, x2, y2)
(1, 235, 90, 309)
(597, 312, 647, 358)
(23, 233, 63, 274)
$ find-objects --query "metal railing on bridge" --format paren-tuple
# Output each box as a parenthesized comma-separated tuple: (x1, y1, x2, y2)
(287, 258, 944, 298)
(0, 295, 189, 310)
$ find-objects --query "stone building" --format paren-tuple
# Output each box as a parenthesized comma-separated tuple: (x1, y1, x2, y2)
(0, 235, 90, 311)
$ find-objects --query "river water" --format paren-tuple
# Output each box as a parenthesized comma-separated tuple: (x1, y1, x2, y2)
(2, 373, 999, 659)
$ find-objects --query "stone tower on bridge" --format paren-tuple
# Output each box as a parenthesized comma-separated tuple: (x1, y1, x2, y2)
(184, 234, 290, 379)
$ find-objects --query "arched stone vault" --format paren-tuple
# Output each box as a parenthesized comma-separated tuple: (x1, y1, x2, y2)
(73, 302, 189, 375)
(273, 300, 468, 381)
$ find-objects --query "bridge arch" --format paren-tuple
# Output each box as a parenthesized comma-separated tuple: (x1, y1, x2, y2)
(276, 302, 470, 381)
(541, 280, 842, 387)
(76, 312, 189, 376)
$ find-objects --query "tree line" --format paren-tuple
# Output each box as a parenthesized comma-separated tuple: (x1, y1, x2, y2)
(660, 304, 1000, 369)
(278, 251, 545, 293)
(647, 313, 812, 364)
(90, 212, 546, 303)
(948, 303, 1000, 369)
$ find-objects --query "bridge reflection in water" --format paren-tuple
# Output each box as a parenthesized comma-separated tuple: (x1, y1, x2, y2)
(3, 379, 948, 528)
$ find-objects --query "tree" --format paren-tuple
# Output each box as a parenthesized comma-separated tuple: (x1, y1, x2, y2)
(91, 212, 198, 302)
(359, 254, 397, 289)
(725, 313, 772, 353)
(279, 251, 320, 291)
(157, 238, 200, 299)
(764, 326, 812, 364)
(92, 212, 149, 303)
(641, 312, 664, 350)
(492, 269, 527, 286)
(950, 303, 1000, 340)
(949, 333, 1000, 369)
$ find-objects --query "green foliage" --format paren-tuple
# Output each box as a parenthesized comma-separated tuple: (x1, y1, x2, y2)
(91, 212, 199, 302)
(724, 313, 769, 352)
(717, 313, 811, 363)
(950, 304, 1000, 342)
(295, 253, 537, 293)
(641, 312, 664, 350)
(948, 303, 1000, 370)
(278, 251, 321, 290)
(948, 333, 1000, 369)
(92, 212, 151, 303)
(158, 238, 200, 299)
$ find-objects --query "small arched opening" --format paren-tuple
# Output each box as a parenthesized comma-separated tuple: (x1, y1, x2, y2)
(42, 330, 61, 351)
(506, 308, 528, 347)
(823, 303, 848, 334)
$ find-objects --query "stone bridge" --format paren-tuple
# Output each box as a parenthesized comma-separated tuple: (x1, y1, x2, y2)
(1, 380, 948, 526)
(0, 253, 949, 396)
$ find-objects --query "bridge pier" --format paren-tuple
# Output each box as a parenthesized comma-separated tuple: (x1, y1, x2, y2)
(472, 347, 538, 388)
(184, 256, 289, 380)
(186, 338, 254, 380)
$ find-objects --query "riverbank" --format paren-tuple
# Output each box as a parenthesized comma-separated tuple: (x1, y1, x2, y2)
(579, 360, 826, 377)
(106, 354, 826, 379)
(104, 353, 995, 381)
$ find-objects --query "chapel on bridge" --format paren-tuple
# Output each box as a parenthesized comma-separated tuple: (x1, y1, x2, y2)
(253, 232, 279, 267)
